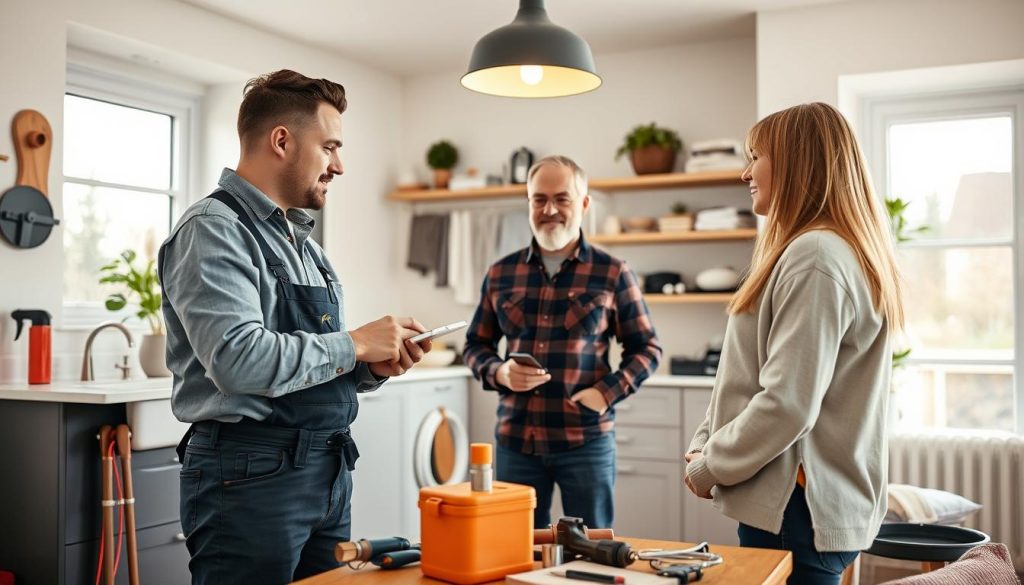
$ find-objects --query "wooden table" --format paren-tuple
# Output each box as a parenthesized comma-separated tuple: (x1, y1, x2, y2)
(295, 538, 792, 585)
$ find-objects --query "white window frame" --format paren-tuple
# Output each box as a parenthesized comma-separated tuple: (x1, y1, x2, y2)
(862, 87, 1024, 433)
(61, 64, 200, 331)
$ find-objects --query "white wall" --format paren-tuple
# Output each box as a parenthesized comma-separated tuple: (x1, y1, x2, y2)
(395, 39, 759, 377)
(0, 0, 402, 383)
(757, 0, 1024, 116)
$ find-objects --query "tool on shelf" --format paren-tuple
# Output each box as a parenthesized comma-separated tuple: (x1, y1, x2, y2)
(0, 110, 60, 249)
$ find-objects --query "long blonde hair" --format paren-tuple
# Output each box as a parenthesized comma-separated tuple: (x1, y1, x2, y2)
(728, 102, 904, 329)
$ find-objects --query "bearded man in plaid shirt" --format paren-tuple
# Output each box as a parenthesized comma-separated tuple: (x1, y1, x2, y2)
(463, 155, 662, 530)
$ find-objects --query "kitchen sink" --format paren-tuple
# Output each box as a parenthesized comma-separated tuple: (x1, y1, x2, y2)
(127, 397, 190, 450)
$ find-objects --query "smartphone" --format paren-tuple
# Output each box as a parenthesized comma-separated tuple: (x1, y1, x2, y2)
(509, 352, 545, 370)
(408, 320, 468, 343)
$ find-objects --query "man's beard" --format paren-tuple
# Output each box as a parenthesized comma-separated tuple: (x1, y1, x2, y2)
(533, 218, 578, 251)
(283, 163, 327, 210)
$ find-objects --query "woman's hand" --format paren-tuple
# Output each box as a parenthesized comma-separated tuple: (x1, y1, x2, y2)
(684, 452, 713, 499)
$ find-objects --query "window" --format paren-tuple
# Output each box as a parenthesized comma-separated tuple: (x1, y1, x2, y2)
(865, 88, 1023, 433)
(62, 66, 197, 328)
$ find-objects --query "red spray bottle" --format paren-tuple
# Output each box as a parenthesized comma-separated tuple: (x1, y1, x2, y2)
(13, 309, 52, 384)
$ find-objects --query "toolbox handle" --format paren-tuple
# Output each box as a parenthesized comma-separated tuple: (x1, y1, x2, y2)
(423, 496, 444, 517)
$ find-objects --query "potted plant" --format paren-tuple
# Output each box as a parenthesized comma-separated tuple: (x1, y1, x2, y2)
(658, 201, 693, 232)
(615, 122, 683, 175)
(99, 249, 169, 377)
(426, 140, 459, 189)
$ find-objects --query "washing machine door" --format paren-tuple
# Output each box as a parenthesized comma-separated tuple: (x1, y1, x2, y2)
(413, 406, 469, 488)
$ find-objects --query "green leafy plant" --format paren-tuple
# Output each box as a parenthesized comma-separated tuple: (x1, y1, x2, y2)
(426, 140, 459, 170)
(670, 202, 689, 215)
(615, 123, 682, 160)
(99, 249, 164, 335)
(885, 197, 930, 243)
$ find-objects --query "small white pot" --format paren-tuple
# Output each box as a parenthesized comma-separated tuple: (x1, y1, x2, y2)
(139, 333, 172, 378)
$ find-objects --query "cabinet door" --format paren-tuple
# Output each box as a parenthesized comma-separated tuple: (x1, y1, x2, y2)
(681, 389, 738, 546)
(65, 521, 189, 585)
(613, 459, 682, 541)
(613, 425, 682, 461)
(349, 390, 404, 538)
(614, 388, 682, 427)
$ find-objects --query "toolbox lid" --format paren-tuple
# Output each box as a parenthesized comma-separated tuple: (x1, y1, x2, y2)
(419, 481, 536, 509)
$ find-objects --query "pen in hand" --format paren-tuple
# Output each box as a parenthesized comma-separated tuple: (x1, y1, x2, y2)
(550, 570, 626, 585)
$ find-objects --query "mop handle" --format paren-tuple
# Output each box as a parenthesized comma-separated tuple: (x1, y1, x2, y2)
(116, 425, 140, 585)
(98, 426, 115, 585)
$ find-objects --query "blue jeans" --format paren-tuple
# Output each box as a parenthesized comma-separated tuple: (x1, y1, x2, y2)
(496, 433, 616, 530)
(179, 423, 354, 584)
(738, 485, 859, 585)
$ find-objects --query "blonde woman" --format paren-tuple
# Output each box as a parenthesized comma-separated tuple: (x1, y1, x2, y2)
(683, 102, 903, 584)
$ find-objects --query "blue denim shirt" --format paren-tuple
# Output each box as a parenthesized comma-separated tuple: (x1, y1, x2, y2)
(160, 168, 383, 424)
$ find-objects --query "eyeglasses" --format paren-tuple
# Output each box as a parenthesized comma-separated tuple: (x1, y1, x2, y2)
(529, 195, 576, 209)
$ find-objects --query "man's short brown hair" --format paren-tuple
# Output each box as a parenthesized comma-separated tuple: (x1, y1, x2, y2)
(237, 69, 347, 149)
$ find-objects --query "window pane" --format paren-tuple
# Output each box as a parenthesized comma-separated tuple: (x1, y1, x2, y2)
(898, 246, 1014, 357)
(888, 116, 1012, 241)
(63, 94, 173, 190)
(892, 364, 1014, 432)
(62, 183, 170, 304)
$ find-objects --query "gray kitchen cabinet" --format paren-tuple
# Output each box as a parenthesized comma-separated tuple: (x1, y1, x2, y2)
(681, 388, 738, 546)
(0, 400, 188, 585)
(606, 384, 738, 545)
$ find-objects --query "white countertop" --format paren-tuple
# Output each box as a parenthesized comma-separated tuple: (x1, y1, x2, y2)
(646, 374, 716, 388)
(0, 367, 710, 404)
(0, 377, 175, 404)
(0, 366, 475, 405)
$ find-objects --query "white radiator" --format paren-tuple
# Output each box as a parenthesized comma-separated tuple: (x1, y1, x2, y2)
(888, 430, 1024, 571)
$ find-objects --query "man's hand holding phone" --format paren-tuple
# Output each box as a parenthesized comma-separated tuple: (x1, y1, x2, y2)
(496, 353, 551, 391)
(349, 315, 432, 378)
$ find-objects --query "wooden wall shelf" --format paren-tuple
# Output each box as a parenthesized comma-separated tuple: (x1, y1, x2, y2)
(388, 170, 744, 202)
(644, 293, 734, 304)
(589, 229, 757, 245)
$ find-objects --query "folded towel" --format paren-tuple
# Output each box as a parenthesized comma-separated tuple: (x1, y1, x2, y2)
(407, 214, 450, 286)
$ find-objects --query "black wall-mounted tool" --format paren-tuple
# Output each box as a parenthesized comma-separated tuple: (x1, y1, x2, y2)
(0, 110, 60, 249)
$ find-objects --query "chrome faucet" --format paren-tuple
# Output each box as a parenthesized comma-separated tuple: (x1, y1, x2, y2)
(81, 322, 135, 381)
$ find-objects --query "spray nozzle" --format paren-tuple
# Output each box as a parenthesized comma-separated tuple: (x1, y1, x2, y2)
(12, 309, 51, 340)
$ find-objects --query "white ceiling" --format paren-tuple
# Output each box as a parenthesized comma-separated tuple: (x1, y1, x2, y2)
(178, 0, 852, 77)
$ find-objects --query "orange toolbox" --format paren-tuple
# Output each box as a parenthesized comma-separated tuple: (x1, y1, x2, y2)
(419, 480, 536, 584)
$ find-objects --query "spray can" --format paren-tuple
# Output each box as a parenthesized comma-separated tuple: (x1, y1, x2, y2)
(470, 443, 493, 492)
(12, 309, 52, 384)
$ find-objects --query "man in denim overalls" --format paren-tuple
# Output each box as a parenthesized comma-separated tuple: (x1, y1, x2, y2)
(159, 70, 431, 583)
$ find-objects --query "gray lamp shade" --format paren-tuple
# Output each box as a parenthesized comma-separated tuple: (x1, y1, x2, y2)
(461, 0, 601, 98)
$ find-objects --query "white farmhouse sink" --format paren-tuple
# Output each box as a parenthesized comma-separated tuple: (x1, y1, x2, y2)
(126, 398, 190, 451)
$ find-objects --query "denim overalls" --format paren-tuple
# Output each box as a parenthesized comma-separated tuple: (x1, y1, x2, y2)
(175, 190, 361, 583)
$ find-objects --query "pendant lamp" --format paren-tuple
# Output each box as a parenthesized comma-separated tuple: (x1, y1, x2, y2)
(461, 0, 601, 98)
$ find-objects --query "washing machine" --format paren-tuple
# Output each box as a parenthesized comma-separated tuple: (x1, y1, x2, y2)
(349, 374, 472, 540)
(399, 375, 470, 538)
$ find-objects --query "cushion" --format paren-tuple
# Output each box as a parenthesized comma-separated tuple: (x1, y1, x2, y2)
(885, 484, 983, 525)
(879, 543, 1020, 585)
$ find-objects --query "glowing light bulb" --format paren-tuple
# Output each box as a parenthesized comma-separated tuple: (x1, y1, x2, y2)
(519, 65, 544, 86)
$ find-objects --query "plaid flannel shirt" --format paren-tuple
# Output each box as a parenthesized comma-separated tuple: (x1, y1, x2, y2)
(463, 233, 662, 454)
